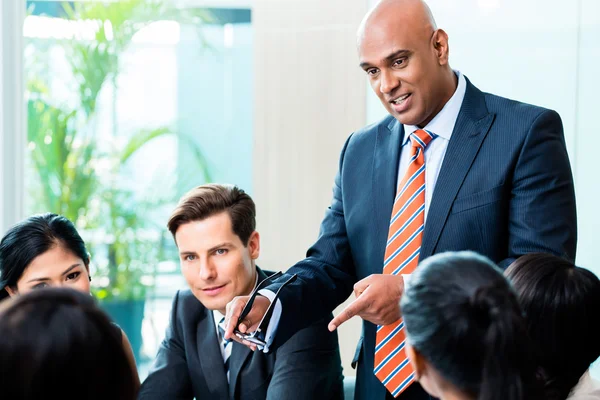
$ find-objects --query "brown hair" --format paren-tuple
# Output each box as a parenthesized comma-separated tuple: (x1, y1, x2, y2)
(167, 184, 256, 245)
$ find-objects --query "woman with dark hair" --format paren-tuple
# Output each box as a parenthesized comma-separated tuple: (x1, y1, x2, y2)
(0, 287, 138, 399)
(506, 253, 600, 400)
(400, 251, 543, 400)
(0, 213, 140, 389)
(0, 213, 92, 299)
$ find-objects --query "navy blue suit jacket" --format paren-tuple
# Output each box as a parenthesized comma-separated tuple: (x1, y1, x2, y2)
(138, 268, 344, 400)
(266, 77, 577, 400)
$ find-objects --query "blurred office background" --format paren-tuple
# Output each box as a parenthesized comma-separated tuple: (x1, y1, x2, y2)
(0, 0, 598, 381)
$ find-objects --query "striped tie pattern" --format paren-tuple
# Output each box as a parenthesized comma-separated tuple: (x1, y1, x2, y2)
(218, 317, 233, 383)
(374, 129, 436, 398)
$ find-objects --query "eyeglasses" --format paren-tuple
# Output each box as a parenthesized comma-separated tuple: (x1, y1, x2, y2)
(234, 271, 297, 346)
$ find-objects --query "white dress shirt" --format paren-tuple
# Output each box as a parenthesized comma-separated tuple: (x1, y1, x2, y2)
(259, 70, 467, 348)
(398, 70, 466, 223)
(399, 70, 465, 287)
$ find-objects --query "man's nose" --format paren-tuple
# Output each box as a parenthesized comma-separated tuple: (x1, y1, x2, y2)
(380, 69, 400, 95)
(198, 259, 217, 280)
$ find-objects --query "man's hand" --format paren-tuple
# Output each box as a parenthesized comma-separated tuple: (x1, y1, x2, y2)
(224, 294, 271, 351)
(328, 274, 404, 331)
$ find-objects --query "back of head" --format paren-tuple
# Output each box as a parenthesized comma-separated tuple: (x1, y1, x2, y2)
(506, 253, 600, 400)
(0, 288, 137, 400)
(401, 251, 540, 400)
(0, 213, 89, 299)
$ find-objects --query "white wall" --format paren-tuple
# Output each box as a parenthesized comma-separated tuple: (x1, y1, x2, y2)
(576, 0, 600, 376)
(574, 0, 600, 280)
(252, 0, 368, 376)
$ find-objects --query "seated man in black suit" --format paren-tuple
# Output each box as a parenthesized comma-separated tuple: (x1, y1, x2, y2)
(138, 184, 344, 400)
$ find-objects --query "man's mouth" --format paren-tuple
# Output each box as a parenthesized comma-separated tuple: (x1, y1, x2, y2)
(202, 284, 227, 295)
(390, 93, 411, 105)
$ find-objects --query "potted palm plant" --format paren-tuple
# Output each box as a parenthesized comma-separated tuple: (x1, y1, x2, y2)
(25, 0, 212, 362)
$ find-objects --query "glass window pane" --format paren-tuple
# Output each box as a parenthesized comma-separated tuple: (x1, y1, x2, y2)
(24, 0, 252, 379)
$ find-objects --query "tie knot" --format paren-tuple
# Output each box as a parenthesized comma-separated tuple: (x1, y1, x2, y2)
(409, 129, 436, 149)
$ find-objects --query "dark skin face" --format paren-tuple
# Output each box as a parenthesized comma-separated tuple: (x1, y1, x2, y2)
(358, 0, 457, 128)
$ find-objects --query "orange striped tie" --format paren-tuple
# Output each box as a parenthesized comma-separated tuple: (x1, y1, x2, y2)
(374, 129, 436, 397)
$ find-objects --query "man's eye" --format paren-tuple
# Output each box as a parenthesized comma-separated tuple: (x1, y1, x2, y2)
(393, 58, 405, 67)
(215, 249, 228, 255)
(66, 272, 80, 281)
(366, 68, 378, 75)
(185, 255, 197, 261)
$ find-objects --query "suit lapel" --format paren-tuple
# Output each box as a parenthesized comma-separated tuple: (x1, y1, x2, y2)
(372, 117, 404, 274)
(196, 310, 229, 399)
(420, 78, 495, 259)
(228, 267, 269, 398)
(228, 342, 253, 398)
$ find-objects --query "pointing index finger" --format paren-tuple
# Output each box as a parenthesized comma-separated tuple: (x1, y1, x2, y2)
(328, 294, 369, 331)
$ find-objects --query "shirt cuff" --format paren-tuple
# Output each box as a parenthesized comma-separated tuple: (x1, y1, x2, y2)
(256, 289, 281, 353)
(402, 274, 412, 291)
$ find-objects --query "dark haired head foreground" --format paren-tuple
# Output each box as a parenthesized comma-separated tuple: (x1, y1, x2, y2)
(0, 288, 138, 400)
(506, 253, 600, 400)
(401, 251, 542, 400)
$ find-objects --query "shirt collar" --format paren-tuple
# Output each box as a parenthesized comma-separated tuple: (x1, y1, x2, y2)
(402, 70, 467, 146)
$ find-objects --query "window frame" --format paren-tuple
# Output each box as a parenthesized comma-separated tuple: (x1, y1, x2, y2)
(0, 1, 26, 233)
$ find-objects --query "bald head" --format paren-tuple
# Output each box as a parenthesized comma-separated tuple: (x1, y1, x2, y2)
(356, 0, 456, 127)
(358, 0, 437, 46)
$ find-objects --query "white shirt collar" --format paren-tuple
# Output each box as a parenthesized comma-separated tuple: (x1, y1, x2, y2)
(213, 272, 260, 332)
(402, 70, 467, 145)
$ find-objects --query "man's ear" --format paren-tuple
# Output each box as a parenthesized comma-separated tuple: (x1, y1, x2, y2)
(406, 343, 425, 381)
(431, 29, 450, 66)
(248, 231, 260, 260)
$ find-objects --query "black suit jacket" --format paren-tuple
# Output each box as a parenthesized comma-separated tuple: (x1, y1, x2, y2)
(138, 268, 344, 400)
(263, 77, 577, 400)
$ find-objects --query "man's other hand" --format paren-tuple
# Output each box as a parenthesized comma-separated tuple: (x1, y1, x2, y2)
(328, 274, 404, 331)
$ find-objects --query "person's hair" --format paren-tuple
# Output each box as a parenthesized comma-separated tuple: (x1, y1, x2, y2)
(167, 184, 256, 245)
(505, 253, 600, 400)
(0, 213, 90, 300)
(0, 287, 137, 399)
(401, 251, 542, 400)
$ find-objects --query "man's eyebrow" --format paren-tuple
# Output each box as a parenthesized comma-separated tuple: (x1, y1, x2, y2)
(359, 49, 412, 69)
(207, 242, 233, 253)
(384, 49, 411, 62)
